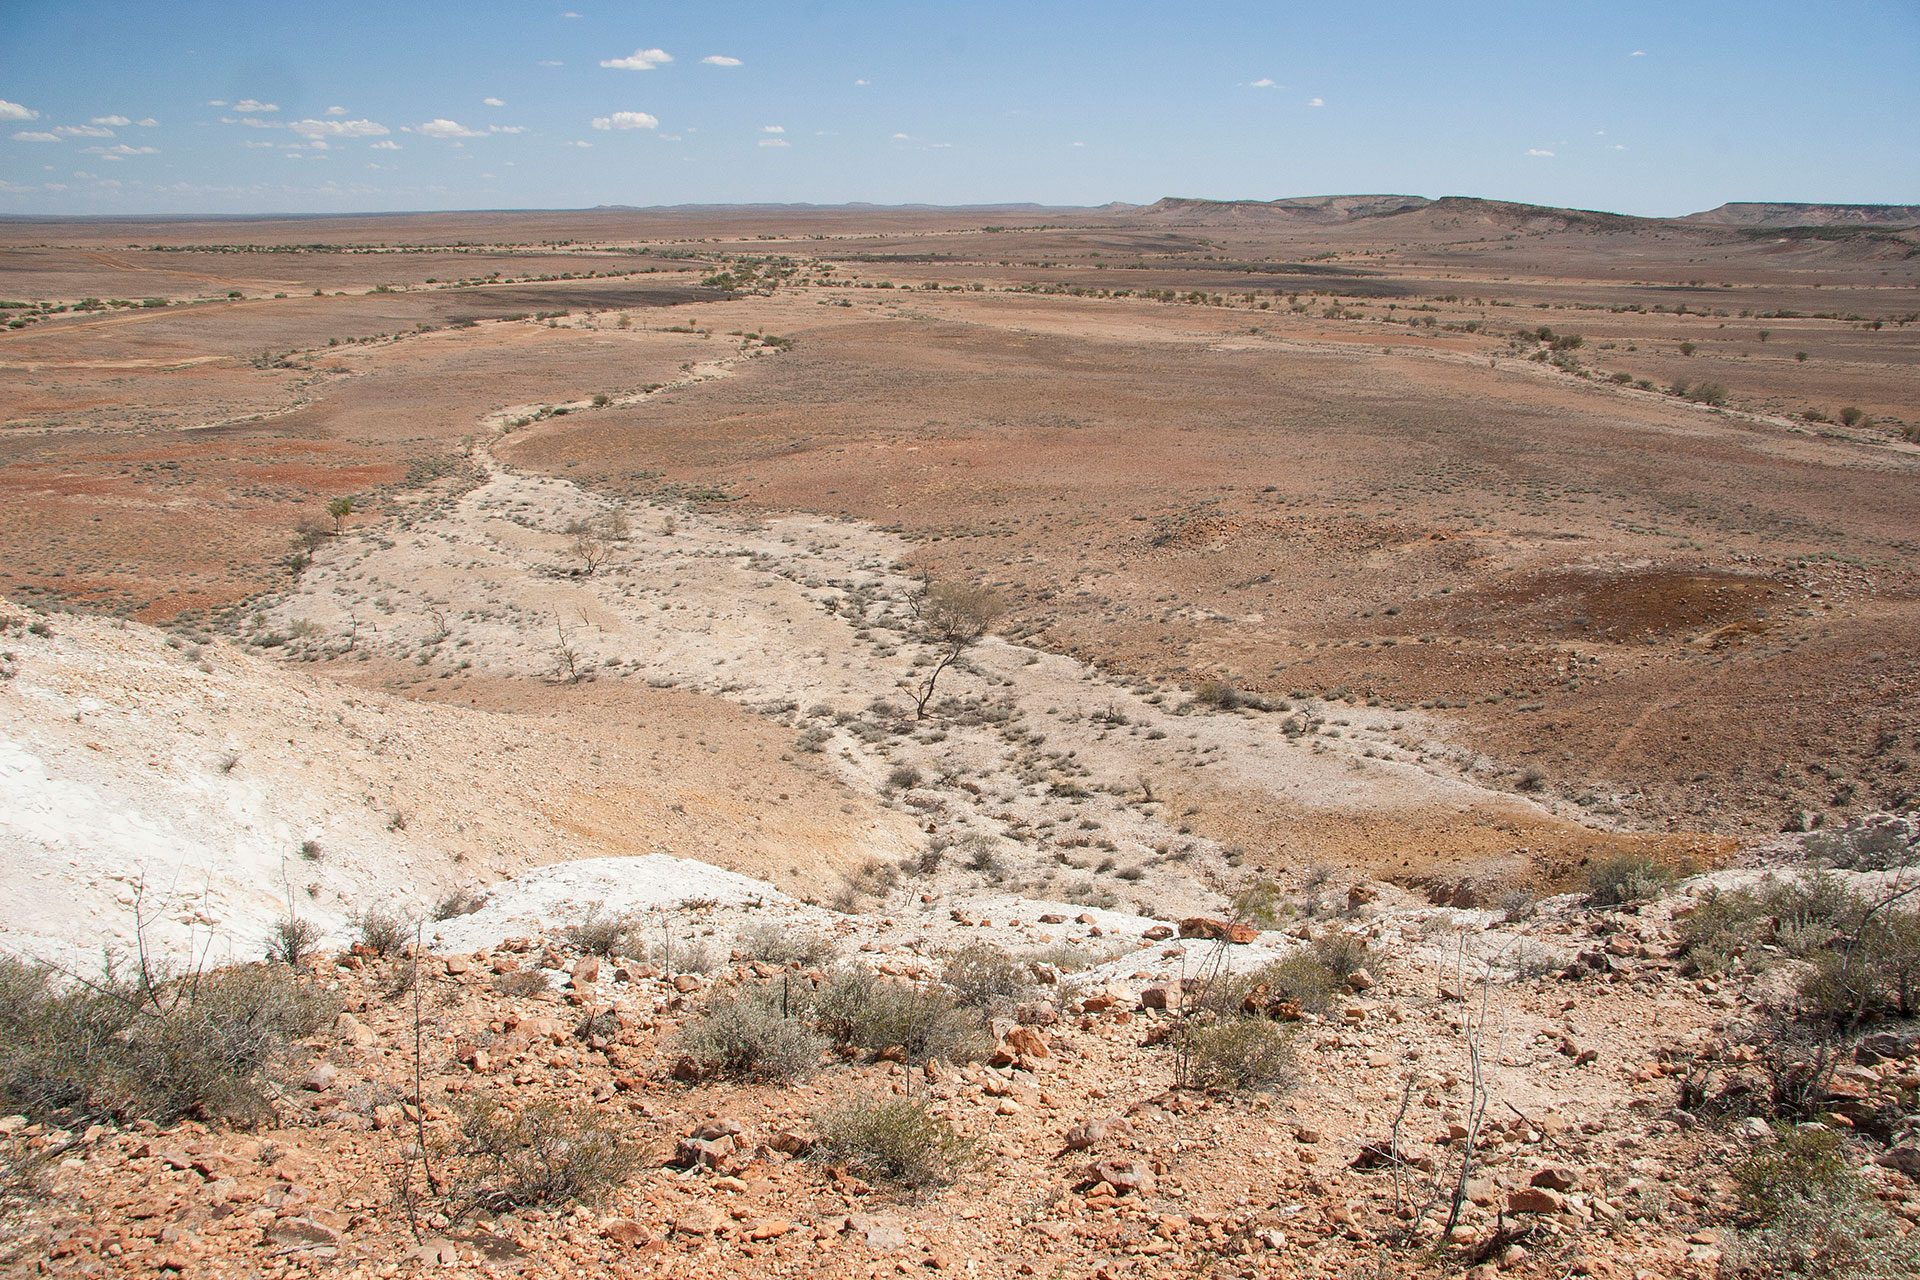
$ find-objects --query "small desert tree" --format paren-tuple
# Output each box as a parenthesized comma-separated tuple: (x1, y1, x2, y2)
(570, 529, 610, 575)
(328, 496, 354, 533)
(908, 580, 1002, 719)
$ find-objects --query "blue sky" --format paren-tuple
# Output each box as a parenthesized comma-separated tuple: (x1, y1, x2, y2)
(2, 1, 1915, 218)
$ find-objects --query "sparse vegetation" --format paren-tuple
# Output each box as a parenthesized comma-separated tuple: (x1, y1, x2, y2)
(813, 967, 990, 1062)
(453, 1094, 638, 1210)
(735, 920, 838, 968)
(352, 904, 411, 956)
(266, 915, 321, 966)
(813, 1094, 974, 1189)
(675, 994, 823, 1082)
(564, 907, 641, 958)
(0, 956, 333, 1127)
(432, 886, 489, 920)
(941, 942, 1028, 1010)
(1722, 1129, 1909, 1279)
(1176, 1016, 1297, 1091)
(1585, 852, 1685, 906)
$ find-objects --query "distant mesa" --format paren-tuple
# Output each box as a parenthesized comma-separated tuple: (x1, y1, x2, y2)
(1682, 201, 1920, 229)
(1137, 194, 1433, 224)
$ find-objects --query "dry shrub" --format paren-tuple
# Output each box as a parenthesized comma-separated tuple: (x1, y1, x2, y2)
(492, 969, 550, 998)
(266, 916, 321, 966)
(564, 907, 641, 958)
(453, 1095, 638, 1210)
(353, 905, 411, 956)
(1680, 875, 1920, 1020)
(812, 968, 989, 1063)
(1722, 1129, 1909, 1279)
(675, 996, 823, 1082)
(1177, 1017, 1296, 1092)
(0, 956, 334, 1127)
(432, 887, 489, 921)
(1585, 852, 1686, 906)
(735, 921, 838, 968)
(941, 942, 1027, 1010)
(813, 1095, 974, 1189)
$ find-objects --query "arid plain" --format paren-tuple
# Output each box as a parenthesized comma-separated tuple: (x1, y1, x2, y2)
(5, 199, 1917, 885)
(4, 198, 1920, 1280)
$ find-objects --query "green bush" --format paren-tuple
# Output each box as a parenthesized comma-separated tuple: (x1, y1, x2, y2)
(812, 968, 989, 1063)
(1801, 908, 1920, 1023)
(0, 957, 334, 1126)
(675, 996, 823, 1082)
(1235, 951, 1341, 1015)
(1585, 852, 1685, 906)
(1723, 1129, 1908, 1279)
(1177, 1017, 1296, 1091)
(1680, 875, 1920, 1020)
(813, 1095, 974, 1189)
(453, 1095, 638, 1210)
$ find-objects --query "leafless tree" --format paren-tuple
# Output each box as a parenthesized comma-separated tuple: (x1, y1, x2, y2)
(551, 620, 587, 683)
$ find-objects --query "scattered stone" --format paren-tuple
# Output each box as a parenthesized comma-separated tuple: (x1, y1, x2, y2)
(1507, 1188, 1565, 1214)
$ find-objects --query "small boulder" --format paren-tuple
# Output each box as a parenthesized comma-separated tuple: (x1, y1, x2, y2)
(602, 1219, 652, 1246)
(1081, 1158, 1156, 1196)
(674, 1204, 725, 1236)
(1507, 1188, 1564, 1214)
(1530, 1166, 1580, 1192)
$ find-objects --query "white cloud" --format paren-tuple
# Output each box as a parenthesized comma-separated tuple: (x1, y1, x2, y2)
(84, 143, 159, 158)
(11, 131, 59, 143)
(1249, 78, 1277, 88)
(590, 111, 658, 131)
(0, 99, 39, 121)
(539, 60, 563, 67)
(854, 78, 869, 86)
(232, 99, 278, 113)
(206, 99, 227, 107)
(290, 117, 389, 140)
(484, 97, 506, 107)
(325, 105, 348, 116)
(562, 9, 580, 16)
(136, 118, 158, 127)
(1071, 141, 1085, 147)
(758, 137, 789, 148)
(370, 139, 400, 150)
(57, 124, 115, 137)
(1525, 148, 1554, 157)
(601, 47, 672, 70)
(702, 55, 742, 67)
(489, 124, 528, 133)
(1609, 143, 1627, 151)
(416, 118, 485, 138)
(565, 139, 591, 147)
(1307, 97, 1325, 107)
(91, 115, 132, 127)
(1630, 49, 1646, 56)
(762, 124, 784, 133)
